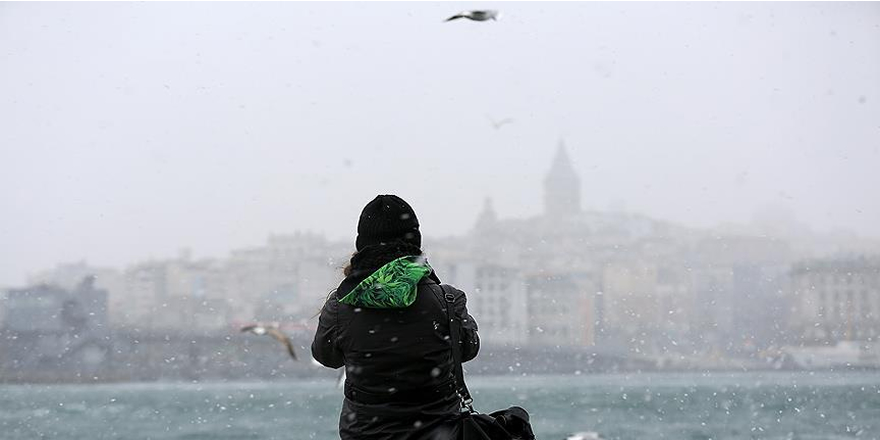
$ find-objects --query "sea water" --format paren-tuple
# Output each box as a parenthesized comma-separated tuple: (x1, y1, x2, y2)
(1, 371, 878, 440)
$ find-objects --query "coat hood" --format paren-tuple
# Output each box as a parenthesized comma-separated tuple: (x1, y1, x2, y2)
(338, 255, 433, 309)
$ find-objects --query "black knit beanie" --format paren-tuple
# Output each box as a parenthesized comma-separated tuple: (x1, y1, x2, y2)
(356, 195, 421, 251)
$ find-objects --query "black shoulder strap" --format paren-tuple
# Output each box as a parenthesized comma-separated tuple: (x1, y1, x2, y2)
(436, 284, 474, 411)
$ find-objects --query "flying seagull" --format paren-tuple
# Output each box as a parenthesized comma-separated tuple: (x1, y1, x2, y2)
(240, 324, 297, 360)
(445, 10, 499, 22)
(487, 115, 515, 130)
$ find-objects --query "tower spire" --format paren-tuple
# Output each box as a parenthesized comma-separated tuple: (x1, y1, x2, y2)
(475, 197, 498, 230)
(543, 139, 582, 217)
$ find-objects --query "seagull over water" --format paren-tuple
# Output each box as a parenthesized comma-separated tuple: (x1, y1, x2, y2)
(445, 10, 499, 22)
(240, 324, 298, 360)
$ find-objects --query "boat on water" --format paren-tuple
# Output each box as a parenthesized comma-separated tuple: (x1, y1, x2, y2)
(780, 341, 880, 369)
(565, 432, 604, 440)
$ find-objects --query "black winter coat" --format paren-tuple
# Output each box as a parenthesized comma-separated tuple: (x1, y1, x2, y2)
(312, 272, 479, 440)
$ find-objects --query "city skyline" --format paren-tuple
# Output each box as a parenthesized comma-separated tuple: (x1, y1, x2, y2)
(8, 142, 878, 290)
(4, 142, 878, 382)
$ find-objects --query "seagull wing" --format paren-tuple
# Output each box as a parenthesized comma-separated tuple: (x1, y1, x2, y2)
(240, 324, 259, 333)
(445, 14, 466, 21)
(487, 115, 515, 130)
(497, 118, 514, 127)
(267, 327, 298, 360)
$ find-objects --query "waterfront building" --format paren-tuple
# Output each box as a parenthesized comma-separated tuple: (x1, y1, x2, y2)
(224, 232, 346, 327)
(1, 277, 110, 373)
(28, 261, 124, 327)
(789, 256, 880, 344)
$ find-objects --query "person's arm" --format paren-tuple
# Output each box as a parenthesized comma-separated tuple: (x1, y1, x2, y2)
(454, 289, 480, 362)
(311, 292, 344, 368)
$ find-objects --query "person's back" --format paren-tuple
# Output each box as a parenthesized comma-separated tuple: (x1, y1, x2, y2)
(312, 195, 479, 439)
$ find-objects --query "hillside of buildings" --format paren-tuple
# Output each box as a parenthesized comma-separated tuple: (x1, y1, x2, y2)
(3, 144, 880, 383)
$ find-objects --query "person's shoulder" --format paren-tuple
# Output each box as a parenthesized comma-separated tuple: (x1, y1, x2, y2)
(438, 283, 469, 301)
(416, 281, 466, 297)
(323, 288, 341, 309)
(439, 283, 464, 292)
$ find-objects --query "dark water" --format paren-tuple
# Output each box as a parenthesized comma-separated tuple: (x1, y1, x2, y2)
(1, 372, 879, 440)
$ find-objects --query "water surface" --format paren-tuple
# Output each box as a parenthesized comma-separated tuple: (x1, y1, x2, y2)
(2, 371, 878, 440)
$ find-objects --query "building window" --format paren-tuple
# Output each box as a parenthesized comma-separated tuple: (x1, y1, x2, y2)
(833, 291, 841, 320)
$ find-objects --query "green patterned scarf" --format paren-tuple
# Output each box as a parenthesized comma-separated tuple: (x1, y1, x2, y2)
(338, 255, 432, 308)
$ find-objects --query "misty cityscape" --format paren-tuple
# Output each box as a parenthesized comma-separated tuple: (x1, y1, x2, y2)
(1, 2, 879, 439)
(2, 143, 879, 383)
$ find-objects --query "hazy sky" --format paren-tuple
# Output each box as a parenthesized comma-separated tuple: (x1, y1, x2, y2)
(1, 2, 878, 286)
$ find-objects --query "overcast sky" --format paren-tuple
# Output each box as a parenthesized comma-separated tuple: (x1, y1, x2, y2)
(1, 2, 878, 286)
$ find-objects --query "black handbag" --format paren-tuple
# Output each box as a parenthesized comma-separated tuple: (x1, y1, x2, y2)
(416, 285, 536, 440)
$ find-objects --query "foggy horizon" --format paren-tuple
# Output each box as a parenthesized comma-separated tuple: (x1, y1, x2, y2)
(2, 2, 879, 287)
